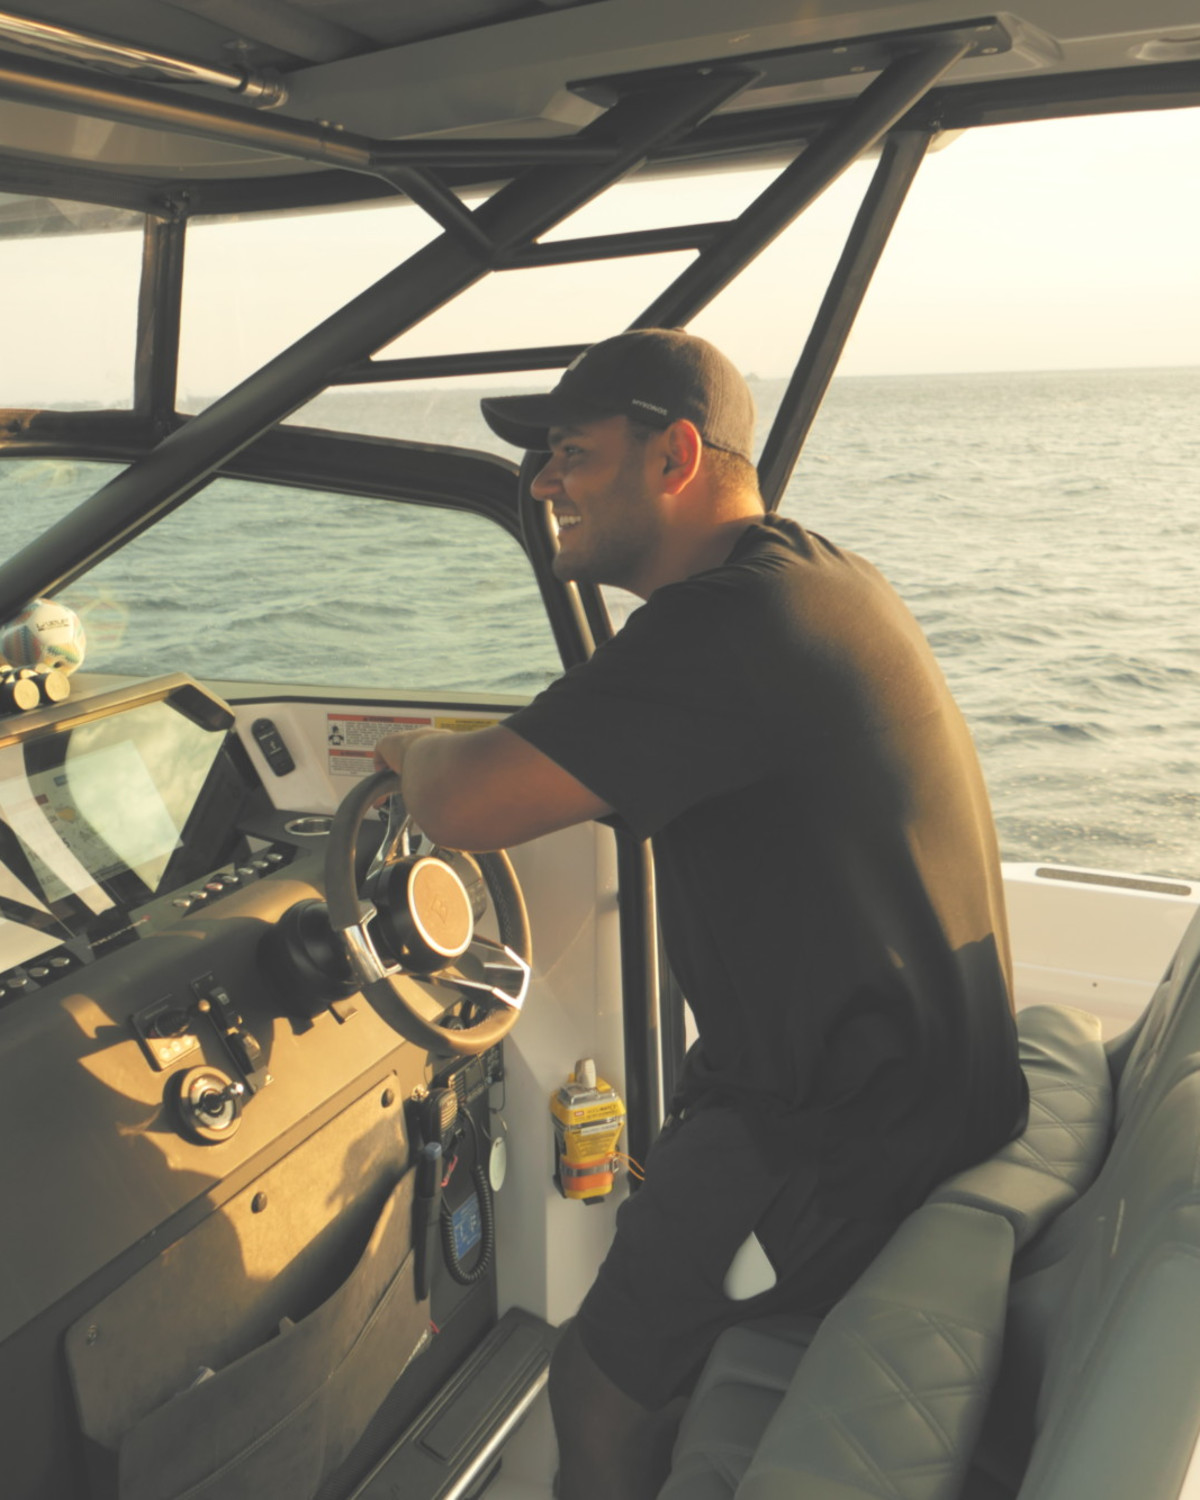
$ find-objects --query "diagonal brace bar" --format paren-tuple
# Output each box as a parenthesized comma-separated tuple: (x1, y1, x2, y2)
(336, 344, 589, 386)
(633, 36, 968, 330)
(757, 129, 932, 510)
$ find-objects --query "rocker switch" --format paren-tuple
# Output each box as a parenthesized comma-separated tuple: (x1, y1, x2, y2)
(192, 973, 270, 1093)
(251, 718, 295, 776)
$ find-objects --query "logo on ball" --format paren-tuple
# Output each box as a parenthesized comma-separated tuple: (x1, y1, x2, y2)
(0, 598, 87, 675)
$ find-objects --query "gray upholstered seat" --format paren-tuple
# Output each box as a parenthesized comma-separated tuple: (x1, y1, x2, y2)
(736, 1202, 1013, 1500)
(661, 903, 1200, 1500)
(660, 1002, 1110, 1494)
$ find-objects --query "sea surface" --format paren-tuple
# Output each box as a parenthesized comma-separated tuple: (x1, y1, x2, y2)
(2, 366, 1198, 880)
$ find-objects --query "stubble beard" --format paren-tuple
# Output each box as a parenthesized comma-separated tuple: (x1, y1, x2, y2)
(550, 441, 657, 592)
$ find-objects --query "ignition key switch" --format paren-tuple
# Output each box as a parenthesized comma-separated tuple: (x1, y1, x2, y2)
(173, 1065, 244, 1144)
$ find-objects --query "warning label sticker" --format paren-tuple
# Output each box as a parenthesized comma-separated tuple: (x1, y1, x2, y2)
(327, 712, 431, 777)
(433, 716, 500, 735)
(326, 712, 502, 776)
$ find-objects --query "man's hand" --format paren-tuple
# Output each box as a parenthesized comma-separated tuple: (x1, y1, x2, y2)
(368, 723, 611, 851)
(373, 727, 448, 776)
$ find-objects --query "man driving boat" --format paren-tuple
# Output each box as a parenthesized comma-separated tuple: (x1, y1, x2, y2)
(373, 328, 1028, 1500)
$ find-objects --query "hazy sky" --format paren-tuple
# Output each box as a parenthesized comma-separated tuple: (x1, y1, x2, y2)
(5, 102, 1198, 404)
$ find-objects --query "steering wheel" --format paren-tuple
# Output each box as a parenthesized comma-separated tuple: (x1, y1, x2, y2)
(325, 770, 531, 1056)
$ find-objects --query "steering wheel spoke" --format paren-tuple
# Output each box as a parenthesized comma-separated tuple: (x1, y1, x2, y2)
(433, 935, 531, 1012)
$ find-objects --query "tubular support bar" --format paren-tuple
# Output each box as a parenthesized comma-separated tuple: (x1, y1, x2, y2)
(502, 222, 727, 268)
(615, 831, 664, 1173)
(336, 343, 590, 385)
(0, 68, 754, 620)
(634, 36, 969, 330)
(757, 129, 932, 510)
(0, 47, 620, 174)
(133, 215, 185, 432)
(0, 8, 285, 104)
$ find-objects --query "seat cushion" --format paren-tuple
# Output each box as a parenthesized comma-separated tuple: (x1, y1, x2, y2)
(735, 1202, 1013, 1500)
(929, 1005, 1111, 1251)
(658, 1317, 819, 1500)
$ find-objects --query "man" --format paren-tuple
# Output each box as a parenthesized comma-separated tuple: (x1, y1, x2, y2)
(374, 329, 1027, 1500)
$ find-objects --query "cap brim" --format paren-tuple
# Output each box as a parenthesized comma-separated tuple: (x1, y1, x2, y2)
(480, 391, 614, 451)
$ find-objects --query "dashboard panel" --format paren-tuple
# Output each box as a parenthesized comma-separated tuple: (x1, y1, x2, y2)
(0, 674, 493, 1499)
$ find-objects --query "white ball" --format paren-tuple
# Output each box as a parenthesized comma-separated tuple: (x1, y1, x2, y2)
(1, 598, 87, 675)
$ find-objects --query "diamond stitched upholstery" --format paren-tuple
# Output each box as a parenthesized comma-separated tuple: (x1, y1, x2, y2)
(735, 1203, 1013, 1500)
(929, 1006, 1112, 1251)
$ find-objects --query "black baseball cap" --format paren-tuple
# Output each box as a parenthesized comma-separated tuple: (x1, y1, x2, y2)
(480, 328, 756, 461)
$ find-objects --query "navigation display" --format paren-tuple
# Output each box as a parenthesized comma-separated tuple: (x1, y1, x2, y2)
(26, 741, 183, 903)
(0, 682, 254, 968)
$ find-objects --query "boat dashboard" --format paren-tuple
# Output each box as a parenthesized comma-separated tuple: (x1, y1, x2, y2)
(0, 670, 539, 1499)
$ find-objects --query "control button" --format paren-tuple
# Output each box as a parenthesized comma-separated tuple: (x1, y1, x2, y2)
(28, 966, 49, 979)
(7, 976, 28, 991)
(266, 852, 284, 865)
(251, 718, 296, 777)
(133, 996, 201, 1071)
(219, 874, 240, 887)
(173, 898, 193, 911)
(204, 881, 224, 894)
(50, 955, 72, 969)
(236, 866, 256, 878)
(189, 890, 208, 903)
(250, 858, 270, 871)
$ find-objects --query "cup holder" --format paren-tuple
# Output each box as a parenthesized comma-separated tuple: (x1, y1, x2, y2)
(284, 816, 334, 838)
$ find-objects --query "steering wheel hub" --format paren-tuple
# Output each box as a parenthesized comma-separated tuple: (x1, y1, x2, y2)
(375, 856, 474, 971)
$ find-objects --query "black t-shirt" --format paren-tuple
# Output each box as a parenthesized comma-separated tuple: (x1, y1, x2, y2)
(506, 516, 1027, 1217)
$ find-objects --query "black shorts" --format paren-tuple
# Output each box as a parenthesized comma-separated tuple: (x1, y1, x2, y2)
(574, 1104, 900, 1411)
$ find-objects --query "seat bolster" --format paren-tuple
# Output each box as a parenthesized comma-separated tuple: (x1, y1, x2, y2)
(658, 1320, 819, 1500)
(929, 1004, 1111, 1251)
(735, 1203, 1013, 1500)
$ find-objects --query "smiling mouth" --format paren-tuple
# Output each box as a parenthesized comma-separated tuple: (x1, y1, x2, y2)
(556, 516, 581, 532)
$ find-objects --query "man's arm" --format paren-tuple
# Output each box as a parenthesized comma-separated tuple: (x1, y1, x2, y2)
(373, 725, 612, 850)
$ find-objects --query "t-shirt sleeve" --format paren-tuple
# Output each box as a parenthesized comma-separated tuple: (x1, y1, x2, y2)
(504, 576, 777, 838)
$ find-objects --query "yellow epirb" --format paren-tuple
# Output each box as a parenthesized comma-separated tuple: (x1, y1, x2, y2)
(550, 1058, 626, 1202)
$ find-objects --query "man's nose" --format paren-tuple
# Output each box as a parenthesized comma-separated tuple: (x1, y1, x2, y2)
(529, 456, 559, 501)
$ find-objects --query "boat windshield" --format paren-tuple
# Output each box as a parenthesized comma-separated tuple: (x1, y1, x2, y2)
(0, 461, 562, 697)
(0, 107, 1197, 875)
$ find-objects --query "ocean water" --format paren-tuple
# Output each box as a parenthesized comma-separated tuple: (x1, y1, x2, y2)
(2, 366, 1197, 880)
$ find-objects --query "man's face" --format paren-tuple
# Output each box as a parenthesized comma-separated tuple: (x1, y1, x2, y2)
(530, 415, 664, 594)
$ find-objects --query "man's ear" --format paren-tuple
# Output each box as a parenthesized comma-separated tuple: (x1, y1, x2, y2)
(660, 419, 703, 491)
